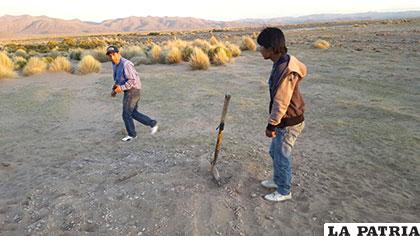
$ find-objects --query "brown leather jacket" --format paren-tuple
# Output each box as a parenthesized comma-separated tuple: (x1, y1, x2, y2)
(267, 55, 307, 131)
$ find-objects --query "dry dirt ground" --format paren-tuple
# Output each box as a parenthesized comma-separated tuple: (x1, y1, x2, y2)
(0, 20, 419, 235)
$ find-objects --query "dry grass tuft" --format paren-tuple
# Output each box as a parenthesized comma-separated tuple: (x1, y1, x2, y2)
(192, 39, 211, 53)
(0, 52, 16, 79)
(241, 36, 257, 51)
(190, 47, 210, 70)
(209, 36, 219, 45)
(225, 42, 241, 57)
(49, 56, 72, 73)
(213, 49, 230, 66)
(166, 47, 182, 64)
(23, 57, 47, 76)
(78, 55, 101, 74)
(313, 39, 331, 49)
(150, 44, 162, 63)
(0, 52, 15, 70)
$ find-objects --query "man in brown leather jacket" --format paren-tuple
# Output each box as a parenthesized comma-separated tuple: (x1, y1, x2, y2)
(257, 27, 307, 202)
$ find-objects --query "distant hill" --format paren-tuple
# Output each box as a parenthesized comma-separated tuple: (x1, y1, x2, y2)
(0, 11, 419, 39)
(239, 11, 420, 24)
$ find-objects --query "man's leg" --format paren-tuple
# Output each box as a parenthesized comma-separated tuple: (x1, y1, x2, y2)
(275, 122, 304, 194)
(122, 90, 139, 137)
(130, 90, 157, 128)
(266, 122, 304, 201)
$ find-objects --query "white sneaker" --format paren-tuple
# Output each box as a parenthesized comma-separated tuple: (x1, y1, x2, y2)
(261, 179, 277, 189)
(264, 191, 292, 202)
(121, 135, 136, 142)
(150, 124, 158, 135)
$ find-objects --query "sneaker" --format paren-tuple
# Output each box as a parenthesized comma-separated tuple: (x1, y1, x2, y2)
(121, 135, 136, 142)
(261, 179, 277, 189)
(150, 124, 158, 135)
(264, 191, 292, 202)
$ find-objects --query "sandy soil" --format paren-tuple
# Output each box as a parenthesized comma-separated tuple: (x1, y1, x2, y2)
(0, 20, 419, 235)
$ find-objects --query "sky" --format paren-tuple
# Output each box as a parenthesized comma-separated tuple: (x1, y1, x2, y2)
(1, 0, 420, 22)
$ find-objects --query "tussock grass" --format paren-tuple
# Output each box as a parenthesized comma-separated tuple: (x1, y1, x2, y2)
(226, 42, 241, 57)
(192, 39, 211, 53)
(0, 52, 15, 70)
(78, 55, 101, 74)
(49, 56, 72, 73)
(0, 52, 16, 79)
(23, 57, 48, 76)
(313, 39, 331, 49)
(241, 36, 257, 51)
(150, 44, 162, 63)
(190, 47, 210, 70)
(166, 47, 182, 64)
(0, 65, 16, 79)
(209, 36, 219, 45)
(213, 49, 230, 66)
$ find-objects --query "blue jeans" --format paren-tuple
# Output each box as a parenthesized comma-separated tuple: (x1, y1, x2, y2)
(269, 122, 304, 195)
(122, 89, 156, 137)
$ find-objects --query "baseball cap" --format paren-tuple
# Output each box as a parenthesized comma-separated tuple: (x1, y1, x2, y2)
(106, 45, 119, 55)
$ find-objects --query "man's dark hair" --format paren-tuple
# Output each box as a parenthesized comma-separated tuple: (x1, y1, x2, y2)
(257, 27, 287, 55)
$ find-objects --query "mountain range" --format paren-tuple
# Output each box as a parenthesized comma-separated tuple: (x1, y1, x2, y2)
(0, 11, 419, 39)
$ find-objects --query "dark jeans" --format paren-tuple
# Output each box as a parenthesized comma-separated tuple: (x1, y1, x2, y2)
(122, 89, 156, 137)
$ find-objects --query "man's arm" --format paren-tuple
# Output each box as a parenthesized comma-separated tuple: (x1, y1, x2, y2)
(266, 73, 299, 131)
(120, 62, 140, 91)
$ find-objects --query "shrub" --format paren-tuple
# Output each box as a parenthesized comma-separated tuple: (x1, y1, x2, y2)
(121, 45, 144, 59)
(13, 56, 27, 70)
(69, 48, 83, 60)
(47, 41, 59, 49)
(241, 36, 256, 51)
(47, 49, 62, 58)
(15, 48, 28, 58)
(150, 44, 161, 63)
(131, 55, 152, 65)
(49, 56, 72, 73)
(166, 47, 182, 64)
(190, 47, 210, 70)
(78, 55, 101, 74)
(313, 39, 330, 49)
(23, 57, 48, 76)
(181, 46, 194, 62)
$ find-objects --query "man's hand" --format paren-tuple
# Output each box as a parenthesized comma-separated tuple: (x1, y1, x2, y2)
(265, 128, 276, 138)
(114, 85, 123, 93)
(112, 84, 118, 90)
